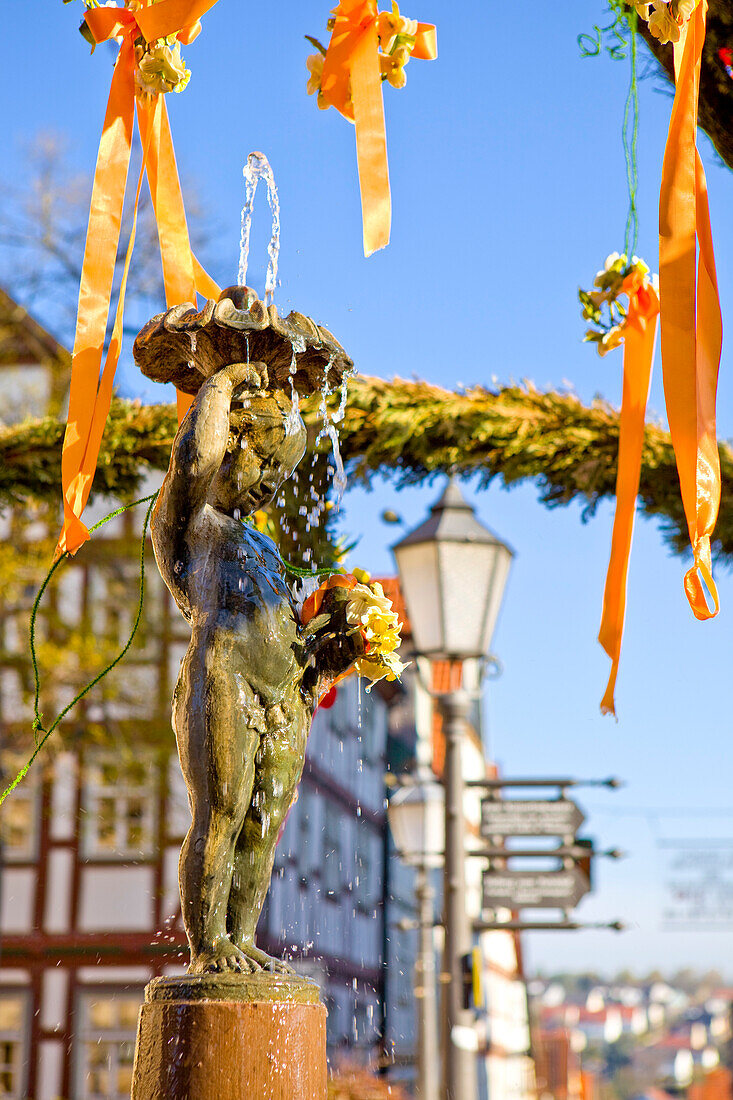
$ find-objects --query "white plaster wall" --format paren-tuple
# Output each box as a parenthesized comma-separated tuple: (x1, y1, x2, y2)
(40, 970, 68, 1033)
(161, 847, 181, 922)
(0, 365, 50, 424)
(77, 966, 152, 983)
(78, 866, 154, 930)
(0, 969, 28, 985)
(44, 849, 74, 933)
(36, 1039, 64, 1100)
(1, 868, 35, 932)
(50, 753, 77, 841)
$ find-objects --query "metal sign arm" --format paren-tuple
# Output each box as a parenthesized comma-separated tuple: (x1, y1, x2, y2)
(473, 919, 625, 932)
(467, 777, 622, 790)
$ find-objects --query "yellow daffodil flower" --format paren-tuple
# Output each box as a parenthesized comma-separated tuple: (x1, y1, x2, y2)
(355, 649, 406, 686)
(344, 580, 408, 687)
(306, 52, 325, 96)
(377, 1, 418, 55)
(598, 325, 625, 356)
(379, 47, 410, 89)
(135, 42, 190, 96)
(346, 581, 394, 624)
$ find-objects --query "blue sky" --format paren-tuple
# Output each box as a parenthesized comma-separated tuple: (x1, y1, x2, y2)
(3, 0, 733, 974)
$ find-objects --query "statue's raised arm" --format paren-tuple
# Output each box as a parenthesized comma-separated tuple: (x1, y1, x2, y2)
(154, 361, 266, 566)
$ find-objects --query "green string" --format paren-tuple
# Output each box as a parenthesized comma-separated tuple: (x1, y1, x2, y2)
(622, 5, 640, 261)
(239, 516, 343, 579)
(1, 491, 159, 808)
(4, 492, 347, 807)
(577, 3, 641, 260)
(578, 1, 629, 60)
(282, 560, 344, 579)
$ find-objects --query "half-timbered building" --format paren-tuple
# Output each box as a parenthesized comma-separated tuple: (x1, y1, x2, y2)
(0, 291, 390, 1098)
(0, 289, 535, 1100)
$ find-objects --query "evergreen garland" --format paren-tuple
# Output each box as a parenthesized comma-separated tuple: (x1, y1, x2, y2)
(1, 377, 731, 562)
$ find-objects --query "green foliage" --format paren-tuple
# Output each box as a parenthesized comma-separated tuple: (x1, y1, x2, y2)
(2, 377, 732, 565)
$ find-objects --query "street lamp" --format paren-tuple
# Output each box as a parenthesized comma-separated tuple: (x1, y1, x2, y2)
(387, 771, 444, 1100)
(392, 478, 513, 1100)
(387, 773, 444, 870)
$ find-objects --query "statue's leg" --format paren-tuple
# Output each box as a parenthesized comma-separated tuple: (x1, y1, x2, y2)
(227, 706, 309, 972)
(174, 647, 261, 974)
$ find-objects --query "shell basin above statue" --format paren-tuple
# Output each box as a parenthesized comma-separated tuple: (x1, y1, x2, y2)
(132, 285, 354, 397)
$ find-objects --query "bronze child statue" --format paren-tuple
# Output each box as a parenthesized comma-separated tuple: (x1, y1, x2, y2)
(134, 288, 363, 976)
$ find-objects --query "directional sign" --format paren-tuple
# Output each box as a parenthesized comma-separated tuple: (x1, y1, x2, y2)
(480, 798, 585, 839)
(482, 867, 590, 910)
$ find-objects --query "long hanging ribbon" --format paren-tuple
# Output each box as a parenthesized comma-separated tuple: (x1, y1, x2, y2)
(599, 282, 660, 716)
(320, 0, 436, 256)
(658, 0, 722, 620)
(56, 0, 220, 561)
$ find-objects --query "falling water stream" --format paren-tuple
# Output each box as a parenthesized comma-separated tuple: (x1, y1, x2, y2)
(237, 151, 352, 534)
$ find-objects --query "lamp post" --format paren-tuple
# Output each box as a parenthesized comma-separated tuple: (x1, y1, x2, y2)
(387, 770, 444, 1100)
(393, 479, 513, 1100)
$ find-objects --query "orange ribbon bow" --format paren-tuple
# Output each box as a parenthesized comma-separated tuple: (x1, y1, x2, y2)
(659, 0, 722, 620)
(598, 278, 660, 717)
(56, 0, 221, 560)
(320, 0, 437, 256)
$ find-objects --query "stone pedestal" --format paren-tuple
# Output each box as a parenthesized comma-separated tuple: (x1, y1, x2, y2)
(131, 972, 327, 1100)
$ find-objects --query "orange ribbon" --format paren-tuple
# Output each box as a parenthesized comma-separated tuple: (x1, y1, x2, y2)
(598, 281, 660, 716)
(300, 574, 360, 701)
(56, 0, 220, 560)
(300, 573, 358, 625)
(320, 0, 436, 256)
(659, 0, 722, 620)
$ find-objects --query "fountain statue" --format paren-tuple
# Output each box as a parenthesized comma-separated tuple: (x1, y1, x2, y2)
(129, 285, 365, 1099)
(133, 285, 360, 980)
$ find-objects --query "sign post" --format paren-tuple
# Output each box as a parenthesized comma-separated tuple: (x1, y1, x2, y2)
(480, 798, 585, 839)
(482, 867, 590, 910)
(467, 776, 622, 933)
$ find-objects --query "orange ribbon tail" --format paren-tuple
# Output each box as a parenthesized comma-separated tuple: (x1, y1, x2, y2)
(321, 1, 436, 257)
(57, 33, 136, 559)
(659, 0, 722, 620)
(598, 294, 659, 717)
(350, 19, 390, 256)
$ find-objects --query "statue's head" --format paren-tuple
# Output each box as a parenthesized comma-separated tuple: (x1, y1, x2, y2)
(210, 365, 306, 515)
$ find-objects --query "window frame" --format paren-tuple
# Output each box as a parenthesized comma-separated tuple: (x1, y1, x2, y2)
(74, 985, 145, 1100)
(0, 988, 31, 1100)
(80, 752, 158, 862)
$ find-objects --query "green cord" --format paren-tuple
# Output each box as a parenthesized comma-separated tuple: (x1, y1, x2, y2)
(4, 491, 346, 806)
(578, 4, 642, 262)
(622, 5, 640, 261)
(282, 560, 344, 579)
(1, 491, 159, 808)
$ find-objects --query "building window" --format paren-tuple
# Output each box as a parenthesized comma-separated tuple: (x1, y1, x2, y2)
(322, 802, 343, 896)
(77, 990, 143, 1100)
(0, 992, 29, 1099)
(81, 754, 157, 859)
(354, 829, 382, 912)
(0, 757, 39, 862)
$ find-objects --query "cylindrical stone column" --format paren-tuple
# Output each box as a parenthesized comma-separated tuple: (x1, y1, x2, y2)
(131, 972, 327, 1100)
